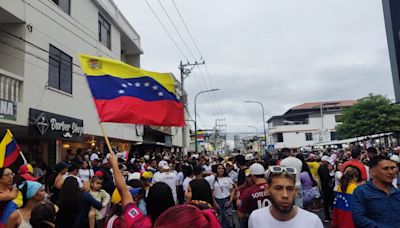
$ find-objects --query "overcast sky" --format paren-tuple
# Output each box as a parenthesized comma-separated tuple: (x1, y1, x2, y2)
(114, 0, 394, 134)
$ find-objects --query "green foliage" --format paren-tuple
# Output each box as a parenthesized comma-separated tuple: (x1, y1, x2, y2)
(336, 94, 400, 139)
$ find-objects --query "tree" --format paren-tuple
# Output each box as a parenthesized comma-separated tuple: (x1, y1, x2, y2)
(336, 94, 400, 139)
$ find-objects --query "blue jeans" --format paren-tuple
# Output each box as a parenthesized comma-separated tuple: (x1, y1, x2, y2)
(216, 197, 232, 228)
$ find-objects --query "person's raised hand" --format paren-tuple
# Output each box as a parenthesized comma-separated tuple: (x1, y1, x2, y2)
(108, 149, 118, 168)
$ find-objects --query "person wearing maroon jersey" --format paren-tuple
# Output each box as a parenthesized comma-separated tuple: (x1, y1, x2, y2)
(237, 163, 270, 228)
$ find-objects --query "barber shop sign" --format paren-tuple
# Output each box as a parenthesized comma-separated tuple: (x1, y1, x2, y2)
(28, 108, 84, 140)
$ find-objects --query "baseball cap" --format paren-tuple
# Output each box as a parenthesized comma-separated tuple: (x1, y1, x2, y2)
(158, 160, 170, 170)
(19, 164, 33, 175)
(390, 155, 400, 163)
(94, 170, 104, 177)
(245, 153, 254, 161)
(127, 172, 141, 181)
(249, 163, 265, 175)
(142, 171, 153, 179)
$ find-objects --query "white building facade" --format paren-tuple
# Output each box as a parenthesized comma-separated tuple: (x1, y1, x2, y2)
(0, 0, 186, 164)
(267, 100, 356, 149)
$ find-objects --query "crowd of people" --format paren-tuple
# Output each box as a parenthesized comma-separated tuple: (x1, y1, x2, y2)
(0, 144, 399, 227)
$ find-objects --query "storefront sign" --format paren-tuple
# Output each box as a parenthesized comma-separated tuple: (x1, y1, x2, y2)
(0, 99, 16, 121)
(28, 108, 84, 140)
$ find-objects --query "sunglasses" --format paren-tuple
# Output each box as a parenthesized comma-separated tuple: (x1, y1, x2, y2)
(268, 166, 297, 175)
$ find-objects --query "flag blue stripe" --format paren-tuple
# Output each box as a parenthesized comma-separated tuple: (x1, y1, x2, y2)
(86, 75, 179, 101)
(5, 139, 17, 157)
(333, 191, 353, 212)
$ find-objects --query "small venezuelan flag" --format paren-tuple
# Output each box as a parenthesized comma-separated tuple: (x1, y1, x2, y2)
(79, 54, 184, 126)
(0, 129, 21, 168)
(332, 183, 357, 228)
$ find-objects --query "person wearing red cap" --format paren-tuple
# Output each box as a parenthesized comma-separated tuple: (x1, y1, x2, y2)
(19, 164, 38, 182)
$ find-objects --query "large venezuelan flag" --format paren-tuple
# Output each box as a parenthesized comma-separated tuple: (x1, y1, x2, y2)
(0, 129, 21, 168)
(79, 55, 184, 126)
(332, 183, 357, 228)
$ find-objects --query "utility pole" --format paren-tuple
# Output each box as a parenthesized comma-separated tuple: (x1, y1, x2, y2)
(179, 60, 205, 155)
(214, 118, 226, 155)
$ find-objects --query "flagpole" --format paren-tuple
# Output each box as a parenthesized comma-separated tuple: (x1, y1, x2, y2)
(99, 122, 113, 154)
(19, 151, 27, 164)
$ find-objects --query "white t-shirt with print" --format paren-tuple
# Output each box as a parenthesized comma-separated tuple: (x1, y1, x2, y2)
(213, 177, 233, 199)
(248, 206, 323, 228)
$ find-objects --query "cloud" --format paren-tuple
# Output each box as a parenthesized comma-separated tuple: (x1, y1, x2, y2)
(114, 0, 394, 133)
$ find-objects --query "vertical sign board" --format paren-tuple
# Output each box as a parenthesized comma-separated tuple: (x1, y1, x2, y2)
(383, 0, 400, 102)
(0, 99, 16, 121)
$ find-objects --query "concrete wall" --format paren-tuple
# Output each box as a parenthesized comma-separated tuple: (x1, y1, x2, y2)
(0, 0, 143, 141)
(269, 112, 341, 149)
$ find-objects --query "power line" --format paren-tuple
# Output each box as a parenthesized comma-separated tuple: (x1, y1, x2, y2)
(143, 0, 225, 121)
(195, 66, 225, 119)
(202, 65, 226, 119)
(143, 0, 189, 61)
(156, 0, 197, 61)
(171, 0, 204, 58)
(168, 0, 225, 120)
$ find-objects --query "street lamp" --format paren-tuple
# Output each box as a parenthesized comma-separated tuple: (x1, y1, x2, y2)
(247, 126, 258, 135)
(244, 100, 267, 154)
(195, 89, 220, 153)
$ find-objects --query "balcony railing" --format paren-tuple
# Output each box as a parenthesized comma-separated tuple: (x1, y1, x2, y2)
(0, 74, 21, 102)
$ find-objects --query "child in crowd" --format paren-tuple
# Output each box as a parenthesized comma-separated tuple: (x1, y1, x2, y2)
(89, 176, 110, 228)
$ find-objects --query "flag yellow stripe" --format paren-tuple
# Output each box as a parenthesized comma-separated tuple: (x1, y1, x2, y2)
(0, 130, 13, 168)
(79, 54, 176, 93)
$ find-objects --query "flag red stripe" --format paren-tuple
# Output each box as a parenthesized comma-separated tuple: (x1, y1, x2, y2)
(332, 209, 355, 228)
(94, 96, 185, 126)
(4, 149, 20, 167)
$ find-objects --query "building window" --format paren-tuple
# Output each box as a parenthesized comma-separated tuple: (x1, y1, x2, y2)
(335, 115, 343, 123)
(51, 0, 70, 14)
(99, 14, 111, 49)
(277, 133, 284, 142)
(331, 132, 338, 140)
(49, 45, 72, 94)
(305, 133, 313, 141)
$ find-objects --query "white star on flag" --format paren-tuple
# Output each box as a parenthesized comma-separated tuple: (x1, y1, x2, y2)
(121, 83, 127, 88)
(134, 82, 141, 87)
(127, 82, 133, 86)
(118, 90, 125, 94)
(144, 82, 150, 87)
(152, 85, 158, 90)
(158, 92, 164, 97)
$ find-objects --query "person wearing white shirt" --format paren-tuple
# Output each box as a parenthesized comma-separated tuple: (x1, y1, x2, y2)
(151, 161, 178, 204)
(249, 168, 323, 228)
(214, 164, 234, 228)
(64, 163, 84, 189)
(78, 161, 94, 182)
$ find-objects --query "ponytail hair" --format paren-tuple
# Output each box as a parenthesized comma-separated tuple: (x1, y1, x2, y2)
(154, 204, 220, 228)
(201, 209, 220, 228)
(340, 166, 360, 193)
